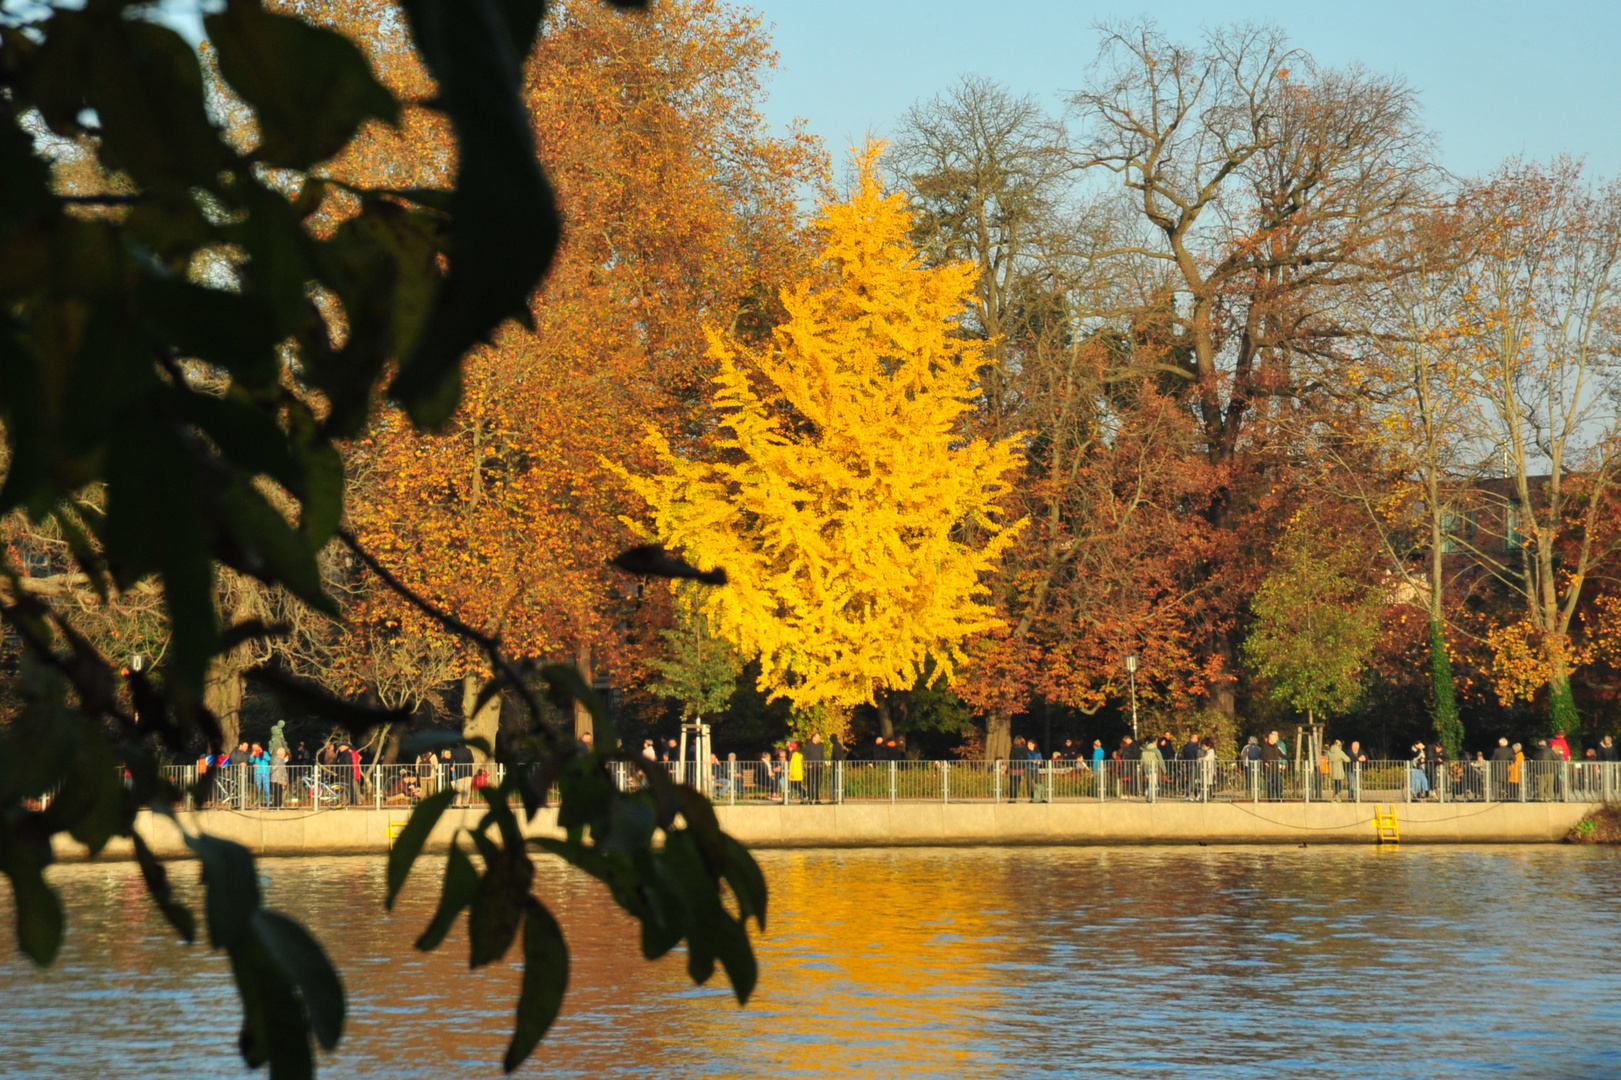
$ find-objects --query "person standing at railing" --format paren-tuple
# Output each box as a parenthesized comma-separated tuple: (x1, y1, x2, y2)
(787, 742, 806, 804)
(1408, 743, 1431, 799)
(1260, 732, 1284, 801)
(1025, 739, 1044, 802)
(1550, 731, 1572, 800)
(1326, 740, 1349, 802)
(1007, 736, 1027, 801)
(1155, 731, 1175, 795)
(250, 743, 270, 808)
(1348, 741, 1367, 801)
(1532, 740, 1555, 801)
(1140, 738, 1163, 803)
(1201, 737, 1217, 799)
(269, 747, 289, 808)
(336, 743, 360, 806)
(1488, 739, 1512, 800)
(1120, 736, 1142, 797)
(1551, 731, 1572, 762)
(1178, 735, 1201, 800)
(805, 733, 826, 805)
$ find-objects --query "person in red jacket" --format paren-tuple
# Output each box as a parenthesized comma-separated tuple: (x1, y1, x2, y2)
(1550, 731, 1572, 762)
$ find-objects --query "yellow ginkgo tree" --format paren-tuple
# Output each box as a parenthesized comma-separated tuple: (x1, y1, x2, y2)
(616, 143, 1023, 725)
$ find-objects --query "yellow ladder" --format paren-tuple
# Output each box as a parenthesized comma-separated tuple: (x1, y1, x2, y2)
(1373, 804, 1400, 845)
(387, 813, 410, 849)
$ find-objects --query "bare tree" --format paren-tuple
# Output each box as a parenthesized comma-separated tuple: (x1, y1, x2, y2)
(890, 76, 1075, 439)
(1313, 201, 1483, 752)
(1070, 20, 1432, 715)
(1461, 161, 1621, 730)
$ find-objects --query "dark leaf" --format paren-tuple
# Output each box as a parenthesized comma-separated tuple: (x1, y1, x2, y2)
(218, 619, 291, 654)
(252, 908, 346, 1052)
(391, 0, 558, 429)
(399, 730, 492, 760)
(385, 788, 455, 909)
(245, 667, 412, 740)
(54, 729, 124, 856)
(0, 99, 52, 234)
(526, 837, 649, 923)
(674, 784, 724, 869)
(707, 898, 757, 1005)
(132, 833, 196, 942)
(720, 834, 767, 931)
(516, 753, 569, 821)
(289, 408, 344, 547)
(218, 477, 335, 614)
(104, 416, 217, 692)
(0, 334, 47, 514)
(538, 663, 612, 748)
(503, 896, 568, 1073)
(498, 0, 546, 56)
(144, 280, 281, 388)
(206, 0, 398, 169)
(467, 829, 532, 968)
(610, 543, 727, 585)
(86, 18, 231, 192)
(48, 505, 109, 602)
(169, 381, 298, 484)
(628, 757, 682, 830)
(230, 934, 315, 1080)
(0, 836, 62, 966)
(184, 832, 261, 950)
(415, 839, 478, 952)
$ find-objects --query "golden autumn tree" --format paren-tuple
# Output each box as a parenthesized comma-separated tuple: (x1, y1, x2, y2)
(288, 0, 823, 747)
(617, 145, 1023, 729)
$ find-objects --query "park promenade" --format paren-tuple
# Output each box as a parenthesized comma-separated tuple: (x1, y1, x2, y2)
(44, 757, 1610, 860)
(52, 798, 1594, 861)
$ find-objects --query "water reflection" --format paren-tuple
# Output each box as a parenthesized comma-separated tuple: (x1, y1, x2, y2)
(3, 846, 1621, 1078)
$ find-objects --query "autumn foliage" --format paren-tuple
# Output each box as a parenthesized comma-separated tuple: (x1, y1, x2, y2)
(618, 146, 1022, 716)
(336, 0, 823, 706)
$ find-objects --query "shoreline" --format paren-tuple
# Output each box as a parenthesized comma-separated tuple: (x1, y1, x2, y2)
(50, 800, 1594, 860)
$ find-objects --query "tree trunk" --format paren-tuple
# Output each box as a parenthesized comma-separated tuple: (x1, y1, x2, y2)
(1428, 618, 1463, 757)
(573, 641, 594, 743)
(876, 695, 894, 738)
(1205, 631, 1238, 720)
(1549, 665, 1580, 736)
(204, 657, 243, 753)
(985, 708, 1012, 762)
(461, 674, 500, 766)
(203, 588, 257, 751)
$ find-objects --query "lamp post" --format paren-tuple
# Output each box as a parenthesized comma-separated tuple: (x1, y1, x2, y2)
(1124, 654, 1139, 741)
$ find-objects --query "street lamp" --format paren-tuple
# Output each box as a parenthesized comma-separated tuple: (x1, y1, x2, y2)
(1124, 654, 1139, 741)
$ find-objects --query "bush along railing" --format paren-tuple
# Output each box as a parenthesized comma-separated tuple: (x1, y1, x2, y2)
(118, 758, 1621, 812)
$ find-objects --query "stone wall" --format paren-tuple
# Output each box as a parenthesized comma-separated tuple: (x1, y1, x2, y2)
(50, 800, 1591, 860)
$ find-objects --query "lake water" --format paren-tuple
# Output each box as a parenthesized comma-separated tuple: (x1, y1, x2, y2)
(2, 846, 1620, 1078)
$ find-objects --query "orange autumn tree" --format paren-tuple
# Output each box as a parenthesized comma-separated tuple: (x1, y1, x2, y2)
(617, 145, 1023, 733)
(321, 0, 823, 742)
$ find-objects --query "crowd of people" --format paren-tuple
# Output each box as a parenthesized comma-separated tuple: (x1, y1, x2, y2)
(195, 737, 493, 808)
(189, 723, 1621, 810)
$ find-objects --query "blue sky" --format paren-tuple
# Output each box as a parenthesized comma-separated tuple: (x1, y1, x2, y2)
(755, 0, 1621, 181)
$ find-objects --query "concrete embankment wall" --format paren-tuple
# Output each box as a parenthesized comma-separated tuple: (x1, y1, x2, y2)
(51, 800, 1592, 860)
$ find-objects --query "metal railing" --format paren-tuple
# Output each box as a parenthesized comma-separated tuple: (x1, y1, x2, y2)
(28, 757, 1614, 812)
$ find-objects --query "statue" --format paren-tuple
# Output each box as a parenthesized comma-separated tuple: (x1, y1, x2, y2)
(268, 720, 287, 757)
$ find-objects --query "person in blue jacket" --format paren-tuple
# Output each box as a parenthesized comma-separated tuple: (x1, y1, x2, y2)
(250, 742, 271, 807)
